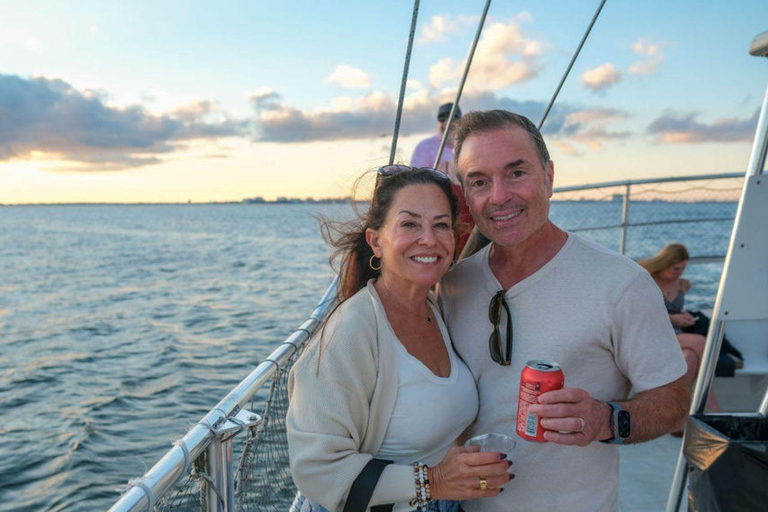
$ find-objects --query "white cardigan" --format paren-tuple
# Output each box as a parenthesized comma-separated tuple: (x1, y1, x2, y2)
(287, 281, 417, 512)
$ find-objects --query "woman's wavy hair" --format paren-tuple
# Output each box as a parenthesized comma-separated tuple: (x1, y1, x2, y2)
(639, 243, 690, 275)
(319, 168, 459, 303)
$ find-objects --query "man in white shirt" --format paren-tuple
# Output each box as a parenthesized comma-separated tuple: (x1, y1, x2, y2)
(439, 109, 690, 512)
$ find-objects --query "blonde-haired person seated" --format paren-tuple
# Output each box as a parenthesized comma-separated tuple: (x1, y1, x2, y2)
(640, 244, 744, 417)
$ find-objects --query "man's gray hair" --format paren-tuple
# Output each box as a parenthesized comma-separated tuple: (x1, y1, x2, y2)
(453, 110, 551, 184)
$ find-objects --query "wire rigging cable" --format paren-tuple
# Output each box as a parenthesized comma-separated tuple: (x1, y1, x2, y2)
(390, 0, 608, 168)
(388, 0, 421, 165)
(538, 0, 608, 130)
(434, 0, 493, 168)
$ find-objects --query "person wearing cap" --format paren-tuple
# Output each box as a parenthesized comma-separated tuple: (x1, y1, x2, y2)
(411, 103, 475, 253)
(411, 103, 462, 181)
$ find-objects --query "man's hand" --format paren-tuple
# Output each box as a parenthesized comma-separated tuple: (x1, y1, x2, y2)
(528, 378, 691, 446)
(527, 387, 611, 446)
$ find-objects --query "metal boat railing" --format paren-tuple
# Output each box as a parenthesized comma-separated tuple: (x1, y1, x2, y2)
(108, 278, 339, 512)
(107, 172, 743, 512)
(551, 172, 744, 257)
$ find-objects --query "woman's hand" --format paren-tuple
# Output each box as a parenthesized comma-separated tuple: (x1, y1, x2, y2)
(670, 312, 695, 328)
(429, 445, 513, 500)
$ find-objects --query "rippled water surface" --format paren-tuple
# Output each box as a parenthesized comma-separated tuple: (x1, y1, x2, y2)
(0, 202, 732, 511)
(0, 204, 345, 512)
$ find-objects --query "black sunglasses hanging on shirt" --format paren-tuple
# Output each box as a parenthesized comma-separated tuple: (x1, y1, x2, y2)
(488, 290, 513, 366)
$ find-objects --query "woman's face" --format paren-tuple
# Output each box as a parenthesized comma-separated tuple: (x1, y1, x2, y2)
(366, 183, 455, 292)
(661, 260, 688, 280)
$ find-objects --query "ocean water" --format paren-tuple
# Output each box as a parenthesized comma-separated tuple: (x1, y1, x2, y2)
(0, 204, 343, 512)
(0, 202, 735, 511)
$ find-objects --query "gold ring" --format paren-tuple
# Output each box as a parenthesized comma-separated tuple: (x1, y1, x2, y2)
(577, 417, 586, 433)
(479, 477, 488, 491)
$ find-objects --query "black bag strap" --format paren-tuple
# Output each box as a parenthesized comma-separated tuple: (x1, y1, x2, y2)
(342, 459, 394, 512)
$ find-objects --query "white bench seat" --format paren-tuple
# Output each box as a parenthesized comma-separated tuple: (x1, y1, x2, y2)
(725, 319, 768, 376)
(710, 318, 768, 412)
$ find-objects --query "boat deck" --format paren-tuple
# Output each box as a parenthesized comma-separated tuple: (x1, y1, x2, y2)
(619, 375, 768, 512)
(620, 434, 684, 511)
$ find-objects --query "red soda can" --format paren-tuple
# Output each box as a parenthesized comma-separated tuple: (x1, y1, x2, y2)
(516, 360, 565, 442)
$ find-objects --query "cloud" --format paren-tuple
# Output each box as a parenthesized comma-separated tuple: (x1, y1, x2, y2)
(1, 28, 43, 55)
(554, 108, 631, 153)
(628, 38, 666, 76)
(248, 87, 283, 112)
(632, 39, 662, 57)
(564, 108, 627, 126)
(553, 141, 582, 156)
(418, 15, 453, 45)
(429, 21, 542, 94)
(0, 74, 244, 170)
(417, 15, 477, 45)
(647, 110, 759, 143)
(247, 83, 636, 163)
(581, 63, 621, 92)
(253, 90, 406, 142)
(515, 11, 534, 23)
(247, 72, 631, 154)
(327, 65, 372, 89)
(0, 78, 635, 173)
(250, 80, 583, 145)
(457, 97, 630, 156)
(628, 59, 663, 76)
(170, 99, 216, 119)
(244, 78, 641, 162)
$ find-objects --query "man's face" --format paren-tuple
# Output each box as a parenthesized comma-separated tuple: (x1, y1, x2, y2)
(437, 117, 457, 142)
(458, 126, 554, 249)
(438, 118, 448, 134)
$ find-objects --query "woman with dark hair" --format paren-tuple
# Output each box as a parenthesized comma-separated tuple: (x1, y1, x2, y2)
(287, 166, 511, 512)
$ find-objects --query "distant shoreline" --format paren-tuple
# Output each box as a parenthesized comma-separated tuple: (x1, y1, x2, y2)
(0, 198, 739, 207)
(0, 197, 355, 207)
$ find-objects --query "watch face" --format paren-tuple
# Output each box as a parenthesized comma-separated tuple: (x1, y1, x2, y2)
(617, 410, 631, 438)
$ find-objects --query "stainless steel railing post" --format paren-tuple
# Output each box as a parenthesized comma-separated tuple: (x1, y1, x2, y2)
(665, 448, 688, 512)
(204, 409, 262, 512)
(205, 436, 231, 512)
(746, 81, 768, 175)
(619, 182, 631, 255)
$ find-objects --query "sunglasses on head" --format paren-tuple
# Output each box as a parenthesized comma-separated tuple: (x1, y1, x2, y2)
(488, 290, 513, 366)
(377, 164, 450, 182)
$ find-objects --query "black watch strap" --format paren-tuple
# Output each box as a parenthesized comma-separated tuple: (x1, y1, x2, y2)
(600, 401, 630, 444)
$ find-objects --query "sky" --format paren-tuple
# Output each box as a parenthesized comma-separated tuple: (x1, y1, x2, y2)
(0, 0, 766, 204)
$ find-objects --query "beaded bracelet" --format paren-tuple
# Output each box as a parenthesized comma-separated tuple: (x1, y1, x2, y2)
(410, 462, 432, 511)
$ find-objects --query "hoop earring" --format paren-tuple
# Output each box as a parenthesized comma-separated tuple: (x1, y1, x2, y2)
(369, 255, 382, 271)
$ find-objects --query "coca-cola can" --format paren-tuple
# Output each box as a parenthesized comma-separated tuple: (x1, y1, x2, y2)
(516, 360, 565, 442)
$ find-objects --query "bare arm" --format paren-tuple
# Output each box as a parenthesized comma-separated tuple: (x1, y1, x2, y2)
(615, 376, 690, 443)
(531, 376, 691, 446)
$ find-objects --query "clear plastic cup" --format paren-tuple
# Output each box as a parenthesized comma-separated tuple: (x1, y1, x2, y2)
(464, 433, 517, 458)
